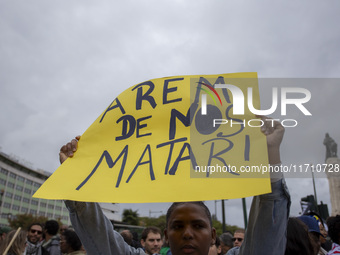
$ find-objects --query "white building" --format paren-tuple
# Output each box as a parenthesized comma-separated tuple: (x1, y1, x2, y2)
(0, 150, 121, 227)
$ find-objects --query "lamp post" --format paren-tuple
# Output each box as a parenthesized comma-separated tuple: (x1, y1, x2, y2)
(214, 199, 227, 232)
(310, 164, 319, 213)
(242, 198, 248, 229)
(221, 200, 226, 232)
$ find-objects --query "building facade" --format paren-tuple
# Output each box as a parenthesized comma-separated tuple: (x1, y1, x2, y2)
(0, 150, 121, 227)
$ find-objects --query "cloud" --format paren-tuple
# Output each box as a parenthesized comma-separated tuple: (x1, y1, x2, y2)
(1, 0, 339, 227)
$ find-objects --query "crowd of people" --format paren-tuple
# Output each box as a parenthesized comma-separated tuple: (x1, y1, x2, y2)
(56, 117, 340, 255)
(1, 211, 339, 255)
(1, 117, 339, 254)
(116, 214, 340, 255)
(0, 220, 85, 255)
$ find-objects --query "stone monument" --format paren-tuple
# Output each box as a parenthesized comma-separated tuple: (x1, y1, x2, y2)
(324, 133, 337, 161)
(324, 133, 340, 216)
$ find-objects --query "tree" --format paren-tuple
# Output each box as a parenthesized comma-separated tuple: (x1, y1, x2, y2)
(8, 214, 48, 230)
(139, 215, 166, 231)
(122, 209, 140, 226)
(8, 214, 65, 230)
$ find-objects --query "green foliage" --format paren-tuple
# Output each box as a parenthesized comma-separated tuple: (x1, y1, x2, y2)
(212, 218, 223, 236)
(8, 214, 65, 230)
(138, 214, 239, 235)
(139, 215, 166, 231)
(8, 214, 48, 230)
(120, 210, 241, 237)
(122, 209, 140, 226)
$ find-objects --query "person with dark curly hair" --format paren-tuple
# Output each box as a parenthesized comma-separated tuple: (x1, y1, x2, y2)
(60, 229, 85, 255)
(42, 220, 61, 255)
(326, 215, 340, 255)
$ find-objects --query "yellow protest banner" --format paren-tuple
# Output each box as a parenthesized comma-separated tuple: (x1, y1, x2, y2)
(33, 72, 271, 203)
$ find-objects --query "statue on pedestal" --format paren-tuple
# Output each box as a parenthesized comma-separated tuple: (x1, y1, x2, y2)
(323, 133, 337, 161)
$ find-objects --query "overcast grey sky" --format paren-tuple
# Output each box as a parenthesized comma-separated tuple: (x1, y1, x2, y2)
(1, 0, 340, 227)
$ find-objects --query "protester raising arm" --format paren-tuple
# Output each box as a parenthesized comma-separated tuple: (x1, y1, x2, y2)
(59, 116, 290, 255)
(60, 137, 145, 255)
(238, 117, 290, 255)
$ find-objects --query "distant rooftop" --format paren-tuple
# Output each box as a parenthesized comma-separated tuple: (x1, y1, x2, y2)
(0, 150, 51, 179)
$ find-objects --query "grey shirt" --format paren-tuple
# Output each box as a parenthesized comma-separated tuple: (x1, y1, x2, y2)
(65, 178, 290, 255)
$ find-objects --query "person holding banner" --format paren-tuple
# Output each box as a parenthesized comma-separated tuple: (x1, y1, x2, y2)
(61, 117, 290, 255)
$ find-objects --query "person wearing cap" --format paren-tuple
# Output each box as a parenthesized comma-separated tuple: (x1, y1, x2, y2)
(298, 215, 325, 255)
(0, 226, 12, 242)
(307, 212, 332, 253)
